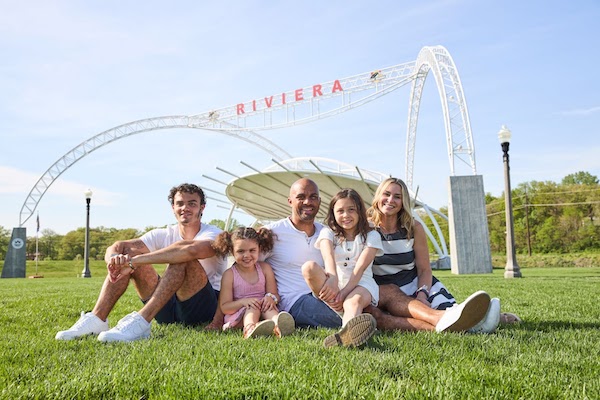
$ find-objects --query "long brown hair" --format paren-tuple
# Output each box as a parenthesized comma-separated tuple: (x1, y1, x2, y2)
(367, 178, 414, 239)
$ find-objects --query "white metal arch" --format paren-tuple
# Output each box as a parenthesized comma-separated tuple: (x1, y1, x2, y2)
(19, 45, 477, 230)
(18, 116, 292, 226)
(405, 45, 476, 189)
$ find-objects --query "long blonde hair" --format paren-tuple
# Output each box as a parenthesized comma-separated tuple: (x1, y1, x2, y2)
(367, 177, 414, 239)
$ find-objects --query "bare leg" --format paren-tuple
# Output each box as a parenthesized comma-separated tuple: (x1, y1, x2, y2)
(91, 273, 136, 321)
(363, 284, 442, 331)
(243, 306, 261, 330)
(264, 308, 279, 322)
(341, 287, 371, 326)
(365, 305, 435, 331)
(301, 261, 328, 296)
(138, 260, 208, 322)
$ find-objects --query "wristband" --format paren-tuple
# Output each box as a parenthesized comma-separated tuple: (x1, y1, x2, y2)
(265, 292, 278, 304)
(128, 260, 135, 271)
(416, 285, 430, 297)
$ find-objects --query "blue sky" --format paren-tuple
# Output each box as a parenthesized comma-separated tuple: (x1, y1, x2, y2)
(1, 1, 599, 235)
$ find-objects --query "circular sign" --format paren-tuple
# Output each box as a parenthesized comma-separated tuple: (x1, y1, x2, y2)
(11, 238, 25, 249)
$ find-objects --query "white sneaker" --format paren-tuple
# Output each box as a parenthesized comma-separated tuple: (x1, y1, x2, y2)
(435, 290, 490, 332)
(97, 311, 151, 343)
(469, 298, 501, 334)
(55, 311, 109, 340)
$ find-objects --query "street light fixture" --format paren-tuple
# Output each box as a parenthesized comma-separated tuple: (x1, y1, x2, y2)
(498, 125, 522, 278)
(82, 189, 93, 278)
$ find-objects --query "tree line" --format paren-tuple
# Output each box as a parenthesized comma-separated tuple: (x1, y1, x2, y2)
(420, 171, 600, 255)
(0, 219, 241, 261)
(1, 171, 599, 260)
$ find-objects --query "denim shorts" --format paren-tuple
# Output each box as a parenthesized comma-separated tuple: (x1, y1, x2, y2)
(289, 293, 342, 328)
(145, 283, 218, 326)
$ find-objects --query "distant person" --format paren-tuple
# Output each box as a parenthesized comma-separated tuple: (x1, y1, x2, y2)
(55, 183, 227, 342)
(365, 177, 505, 333)
(302, 188, 382, 348)
(212, 226, 295, 338)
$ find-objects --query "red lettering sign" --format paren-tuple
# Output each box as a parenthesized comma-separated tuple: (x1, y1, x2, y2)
(235, 79, 344, 115)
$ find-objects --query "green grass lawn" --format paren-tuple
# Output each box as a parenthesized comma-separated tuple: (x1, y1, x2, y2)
(1, 262, 599, 399)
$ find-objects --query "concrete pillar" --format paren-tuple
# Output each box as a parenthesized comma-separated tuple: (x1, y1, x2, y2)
(2, 227, 27, 278)
(448, 175, 492, 274)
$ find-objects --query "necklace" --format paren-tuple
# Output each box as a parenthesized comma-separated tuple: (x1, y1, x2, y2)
(379, 225, 399, 235)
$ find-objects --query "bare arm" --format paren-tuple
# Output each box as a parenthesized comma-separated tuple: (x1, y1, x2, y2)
(413, 221, 433, 304)
(260, 261, 279, 312)
(130, 239, 216, 266)
(105, 239, 151, 282)
(318, 239, 339, 302)
(105, 239, 150, 263)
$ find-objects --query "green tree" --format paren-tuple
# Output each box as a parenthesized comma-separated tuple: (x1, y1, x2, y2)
(0, 226, 11, 260)
(208, 218, 241, 232)
(562, 171, 599, 186)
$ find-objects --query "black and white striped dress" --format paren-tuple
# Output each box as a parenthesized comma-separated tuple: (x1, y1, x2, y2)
(372, 227, 456, 310)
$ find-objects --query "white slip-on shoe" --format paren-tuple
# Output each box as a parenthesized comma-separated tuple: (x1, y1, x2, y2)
(55, 311, 109, 340)
(436, 290, 490, 333)
(468, 297, 501, 334)
(97, 311, 151, 343)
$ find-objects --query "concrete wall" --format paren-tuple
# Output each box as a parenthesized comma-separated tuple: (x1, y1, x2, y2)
(448, 175, 492, 274)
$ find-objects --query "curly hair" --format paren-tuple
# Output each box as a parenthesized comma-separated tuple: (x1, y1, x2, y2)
(325, 188, 371, 243)
(212, 226, 276, 257)
(367, 177, 414, 239)
(168, 183, 206, 205)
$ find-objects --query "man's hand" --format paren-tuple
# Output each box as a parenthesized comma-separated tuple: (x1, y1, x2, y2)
(107, 254, 134, 283)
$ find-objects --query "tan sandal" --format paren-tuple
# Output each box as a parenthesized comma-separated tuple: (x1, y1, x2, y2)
(273, 311, 295, 338)
(243, 320, 275, 339)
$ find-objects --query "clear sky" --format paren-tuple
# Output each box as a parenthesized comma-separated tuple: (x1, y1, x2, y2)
(1, 1, 599, 235)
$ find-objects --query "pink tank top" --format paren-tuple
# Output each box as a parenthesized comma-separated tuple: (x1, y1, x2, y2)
(231, 262, 266, 300)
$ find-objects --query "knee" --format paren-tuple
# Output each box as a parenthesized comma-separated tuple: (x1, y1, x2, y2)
(301, 261, 321, 280)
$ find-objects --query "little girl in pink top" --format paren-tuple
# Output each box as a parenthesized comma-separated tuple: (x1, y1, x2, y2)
(213, 227, 295, 338)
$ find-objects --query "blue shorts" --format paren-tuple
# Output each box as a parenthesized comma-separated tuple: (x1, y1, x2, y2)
(144, 283, 218, 326)
(289, 293, 342, 328)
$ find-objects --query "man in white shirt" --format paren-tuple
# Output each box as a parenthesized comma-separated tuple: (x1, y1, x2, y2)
(55, 183, 227, 342)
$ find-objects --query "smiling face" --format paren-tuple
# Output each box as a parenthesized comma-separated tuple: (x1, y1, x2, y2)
(172, 191, 204, 226)
(288, 178, 321, 225)
(232, 238, 259, 269)
(333, 197, 359, 238)
(378, 182, 403, 218)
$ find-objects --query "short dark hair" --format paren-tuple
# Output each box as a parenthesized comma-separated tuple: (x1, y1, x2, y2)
(168, 183, 206, 205)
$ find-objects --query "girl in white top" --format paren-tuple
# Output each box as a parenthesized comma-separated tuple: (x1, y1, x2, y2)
(315, 188, 383, 327)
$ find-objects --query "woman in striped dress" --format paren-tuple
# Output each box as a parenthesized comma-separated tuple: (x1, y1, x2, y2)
(366, 177, 509, 333)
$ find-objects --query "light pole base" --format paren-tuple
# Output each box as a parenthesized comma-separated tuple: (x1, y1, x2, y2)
(504, 269, 522, 279)
(81, 270, 92, 278)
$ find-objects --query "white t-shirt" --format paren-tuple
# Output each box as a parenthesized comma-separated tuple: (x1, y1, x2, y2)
(140, 223, 227, 290)
(315, 228, 383, 305)
(263, 217, 324, 312)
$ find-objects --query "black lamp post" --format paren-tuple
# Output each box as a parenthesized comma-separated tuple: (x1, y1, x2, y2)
(498, 126, 522, 278)
(82, 189, 93, 278)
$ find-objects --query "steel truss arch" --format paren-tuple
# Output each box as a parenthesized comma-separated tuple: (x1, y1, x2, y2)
(405, 45, 476, 189)
(18, 116, 291, 226)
